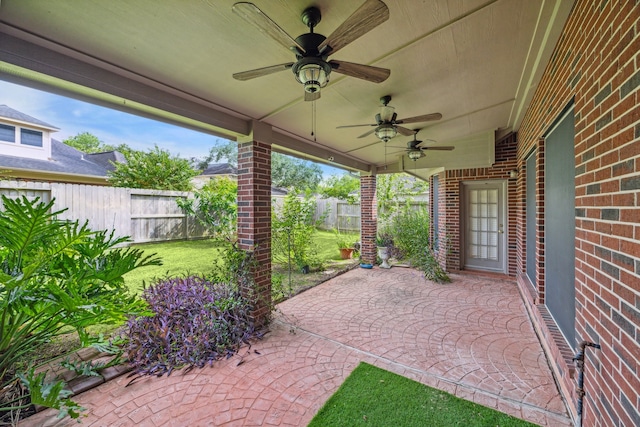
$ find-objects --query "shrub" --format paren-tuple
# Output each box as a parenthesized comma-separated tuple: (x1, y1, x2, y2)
(272, 191, 323, 269)
(177, 177, 237, 241)
(124, 275, 261, 379)
(385, 207, 450, 283)
(0, 195, 161, 421)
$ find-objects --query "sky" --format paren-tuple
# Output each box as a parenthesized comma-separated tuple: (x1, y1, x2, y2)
(0, 80, 344, 176)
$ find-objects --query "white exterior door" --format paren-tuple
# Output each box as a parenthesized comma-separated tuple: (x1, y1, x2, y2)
(463, 181, 506, 272)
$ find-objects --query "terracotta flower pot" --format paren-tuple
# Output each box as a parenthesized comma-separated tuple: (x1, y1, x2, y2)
(339, 248, 354, 259)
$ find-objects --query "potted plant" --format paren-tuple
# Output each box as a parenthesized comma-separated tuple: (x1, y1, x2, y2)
(376, 233, 394, 269)
(334, 230, 355, 259)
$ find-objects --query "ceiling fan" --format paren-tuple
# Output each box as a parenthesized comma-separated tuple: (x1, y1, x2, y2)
(389, 132, 454, 161)
(232, 0, 391, 101)
(336, 95, 442, 142)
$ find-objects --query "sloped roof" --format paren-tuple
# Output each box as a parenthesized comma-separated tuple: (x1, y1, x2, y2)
(201, 163, 237, 176)
(0, 104, 59, 130)
(0, 139, 120, 177)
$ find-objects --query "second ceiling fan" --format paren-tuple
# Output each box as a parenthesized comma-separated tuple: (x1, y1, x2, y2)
(232, 0, 391, 101)
(337, 95, 442, 142)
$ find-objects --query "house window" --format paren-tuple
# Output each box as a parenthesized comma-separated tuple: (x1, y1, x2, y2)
(20, 129, 43, 147)
(0, 124, 15, 143)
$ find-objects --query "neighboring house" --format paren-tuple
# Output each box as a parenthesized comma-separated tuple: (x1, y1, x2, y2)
(0, 105, 123, 185)
(193, 162, 288, 197)
(191, 162, 237, 189)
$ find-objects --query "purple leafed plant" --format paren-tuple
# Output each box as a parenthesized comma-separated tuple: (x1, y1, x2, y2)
(124, 276, 260, 379)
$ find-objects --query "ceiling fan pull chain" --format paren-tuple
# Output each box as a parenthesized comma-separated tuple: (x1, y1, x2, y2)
(311, 99, 317, 142)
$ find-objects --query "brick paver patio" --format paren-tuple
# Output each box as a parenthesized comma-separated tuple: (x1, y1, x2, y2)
(23, 267, 572, 426)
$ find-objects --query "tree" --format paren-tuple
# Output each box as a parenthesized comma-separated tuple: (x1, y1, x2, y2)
(271, 154, 322, 191)
(318, 173, 360, 203)
(63, 132, 134, 156)
(177, 176, 237, 240)
(201, 140, 323, 191)
(62, 132, 103, 153)
(377, 174, 429, 223)
(108, 145, 200, 191)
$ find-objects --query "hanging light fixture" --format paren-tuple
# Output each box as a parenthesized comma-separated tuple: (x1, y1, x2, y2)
(293, 58, 331, 94)
(375, 124, 397, 142)
(407, 149, 423, 161)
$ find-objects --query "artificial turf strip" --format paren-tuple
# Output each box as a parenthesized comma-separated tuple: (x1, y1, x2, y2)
(308, 362, 538, 427)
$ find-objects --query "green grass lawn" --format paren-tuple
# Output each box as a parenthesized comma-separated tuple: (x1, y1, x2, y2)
(123, 239, 225, 293)
(309, 362, 537, 427)
(122, 230, 359, 293)
(313, 229, 360, 261)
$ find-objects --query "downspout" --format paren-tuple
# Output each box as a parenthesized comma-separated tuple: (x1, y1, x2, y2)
(573, 341, 601, 427)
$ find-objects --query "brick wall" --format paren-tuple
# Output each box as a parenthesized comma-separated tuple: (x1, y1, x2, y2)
(516, 1, 640, 425)
(360, 174, 377, 265)
(431, 133, 518, 275)
(237, 139, 272, 326)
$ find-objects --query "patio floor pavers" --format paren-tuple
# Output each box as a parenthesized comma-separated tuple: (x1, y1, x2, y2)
(22, 268, 572, 426)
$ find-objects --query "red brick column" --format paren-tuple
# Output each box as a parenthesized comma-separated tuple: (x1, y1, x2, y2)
(360, 174, 377, 265)
(237, 122, 272, 326)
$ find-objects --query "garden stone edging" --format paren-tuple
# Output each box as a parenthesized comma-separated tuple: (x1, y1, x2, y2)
(33, 347, 132, 412)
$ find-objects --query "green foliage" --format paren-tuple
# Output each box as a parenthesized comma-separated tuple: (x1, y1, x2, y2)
(201, 140, 322, 191)
(272, 191, 323, 269)
(271, 154, 323, 191)
(17, 369, 83, 419)
(377, 174, 429, 224)
(197, 139, 239, 169)
(62, 132, 103, 153)
(177, 177, 238, 240)
(62, 131, 133, 156)
(319, 173, 360, 203)
(0, 196, 161, 419)
(384, 206, 450, 283)
(309, 362, 537, 427)
(108, 145, 200, 190)
(334, 229, 356, 249)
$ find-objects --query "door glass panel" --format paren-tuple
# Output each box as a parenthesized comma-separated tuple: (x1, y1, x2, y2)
(467, 187, 500, 262)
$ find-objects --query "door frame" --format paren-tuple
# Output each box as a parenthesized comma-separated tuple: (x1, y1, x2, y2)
(461, 179, 508, 273)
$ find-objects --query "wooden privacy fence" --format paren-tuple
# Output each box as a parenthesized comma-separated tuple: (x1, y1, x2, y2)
(314, 197, 429, 233)
(0, 180, 207, 244)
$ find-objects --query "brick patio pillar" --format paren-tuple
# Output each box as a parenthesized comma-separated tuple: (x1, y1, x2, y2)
(237, 121, 272, 327)
(360, 173, 377, 265)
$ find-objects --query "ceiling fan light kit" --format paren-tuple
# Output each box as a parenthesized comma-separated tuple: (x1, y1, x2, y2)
(293, 60, 330, 94)
(232, 0, 391, 100)
(375, 124, 397, 142)
(407, 149, 423, 161)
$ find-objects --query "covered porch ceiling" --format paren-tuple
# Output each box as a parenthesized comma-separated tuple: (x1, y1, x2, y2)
(0, 0, 573, 180)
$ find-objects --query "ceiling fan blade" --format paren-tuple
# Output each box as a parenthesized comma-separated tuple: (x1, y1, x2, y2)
(329, 60, 390, 83)
(396, 126, 416, 136)
(396, 113, 443, 124)
(420, 146, 455, 151)
(305, 91, 321, 102)
(336, 123, 377, 129)
(233, 63, 294, 81)
(318, 0, 389, 55)
(232, 2, 305, 54)
(358, 128, 377, 138)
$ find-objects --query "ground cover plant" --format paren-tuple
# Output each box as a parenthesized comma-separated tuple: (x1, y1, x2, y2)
(383, 207, 450, 283)
(124, 275, 261, 379)
(0, 196, 160, 422)
(124, 244, 263, 380)
(309, 362, 536, 427)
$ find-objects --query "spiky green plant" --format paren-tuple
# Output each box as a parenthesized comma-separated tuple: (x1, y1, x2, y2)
(0, 195, 161, 421)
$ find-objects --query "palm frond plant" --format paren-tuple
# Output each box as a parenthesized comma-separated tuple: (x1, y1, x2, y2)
(0, 196, 161, 421)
